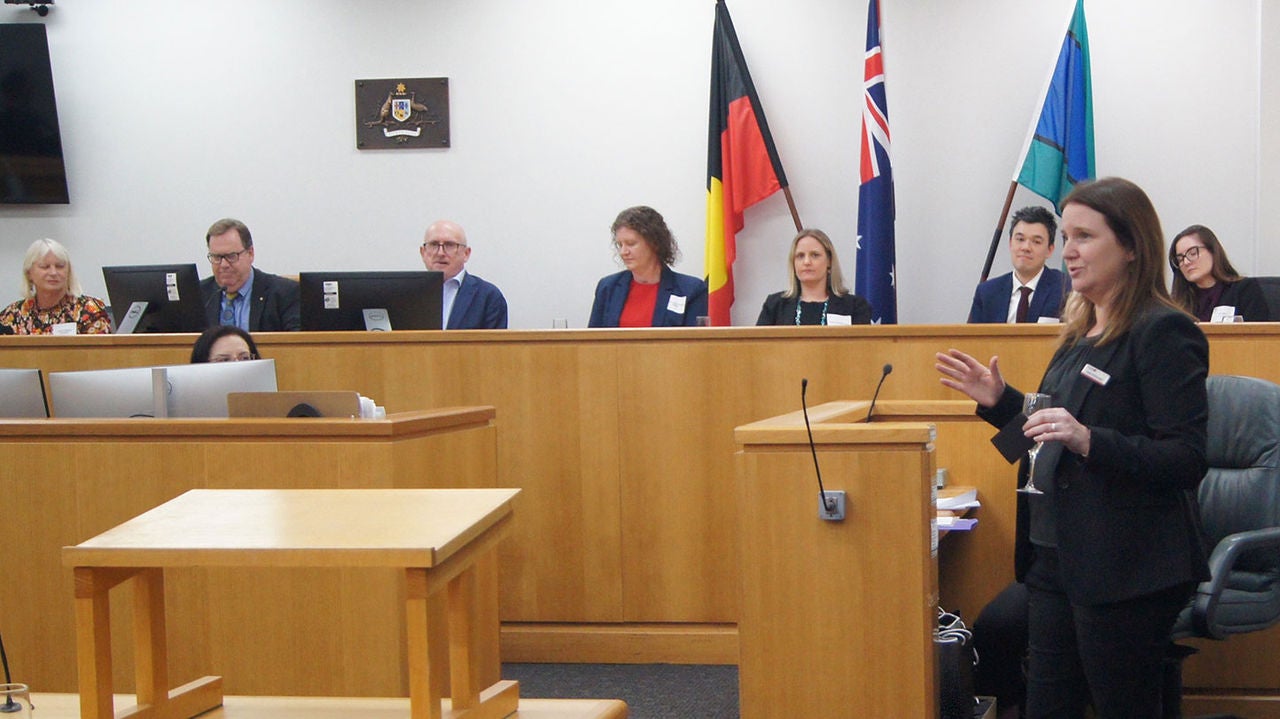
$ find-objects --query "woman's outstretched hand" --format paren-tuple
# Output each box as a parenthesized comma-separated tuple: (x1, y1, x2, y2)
(935, 349, 1005, 409)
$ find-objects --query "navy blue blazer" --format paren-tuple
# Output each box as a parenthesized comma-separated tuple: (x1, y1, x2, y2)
(447, 272, 508, 329)
(588, 266, 707, 328)
(967, 268, 1067, 323)
(200, 269, 300, 332)
(978, 304, 1210, 606)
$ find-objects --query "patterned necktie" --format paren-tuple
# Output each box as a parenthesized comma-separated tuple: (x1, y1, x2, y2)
(1015, 286, 1032, 324)
(221, 291, 238, 325)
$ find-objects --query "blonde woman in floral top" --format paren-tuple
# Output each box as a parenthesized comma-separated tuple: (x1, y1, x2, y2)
(0, 239, 112, 335)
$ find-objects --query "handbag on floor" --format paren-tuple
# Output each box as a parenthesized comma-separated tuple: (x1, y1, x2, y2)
(936, 607, 977, 719)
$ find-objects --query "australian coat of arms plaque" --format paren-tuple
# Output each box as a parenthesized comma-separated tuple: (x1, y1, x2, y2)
(355, 77, 450, 149)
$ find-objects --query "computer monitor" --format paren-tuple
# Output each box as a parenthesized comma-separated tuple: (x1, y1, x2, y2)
(152, 359, 278, 418)
(299, 271, 444, 331)
(102, 264, 206, 334)
(0, 369, 50, 418)
(48, 366, 157, 418)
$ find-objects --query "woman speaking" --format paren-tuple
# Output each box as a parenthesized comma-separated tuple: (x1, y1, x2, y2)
(936, 177, 1208, 718)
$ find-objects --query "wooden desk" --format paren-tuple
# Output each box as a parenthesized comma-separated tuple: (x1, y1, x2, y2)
(28, 693, 629, 719)
(1, 408, 498, 699)
(7, 325, 1280, 713)
(62, 488, 521, 719)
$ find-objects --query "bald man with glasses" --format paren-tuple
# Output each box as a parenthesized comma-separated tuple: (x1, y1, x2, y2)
(420, 220, 508, 329)
(199, 217, 301, 332)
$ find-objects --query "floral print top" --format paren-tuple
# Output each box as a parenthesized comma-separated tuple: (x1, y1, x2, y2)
(0, 294, 113, 334)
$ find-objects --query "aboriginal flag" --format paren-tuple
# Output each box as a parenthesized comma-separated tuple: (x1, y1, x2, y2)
(705, 0, 789, 326)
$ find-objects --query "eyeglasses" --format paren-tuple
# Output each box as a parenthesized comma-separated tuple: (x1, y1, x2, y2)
(208, 250, 246, 265)
(422, 241, 466, 255)
(210, 352, 257, 363)
(1173, 245, 1205, 267)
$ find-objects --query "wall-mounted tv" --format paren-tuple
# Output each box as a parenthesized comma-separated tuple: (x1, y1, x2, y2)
(0, 23, 70, 205)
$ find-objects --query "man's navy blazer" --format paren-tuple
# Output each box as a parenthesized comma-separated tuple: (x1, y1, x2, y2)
(967, 268, 1067, 324)
(447, 273, 508, 329)
(588, 266, 707, 327)
(200, 269, 300, 332)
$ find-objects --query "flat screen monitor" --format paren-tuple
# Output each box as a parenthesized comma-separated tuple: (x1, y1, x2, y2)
(152, 359, 277, 418)
(0, 23, 70, 205)
(0, 368, 49, 417)
(299, 271, 444, 331)
(102, 264, 206, 334)
(48, 366, 156, 418)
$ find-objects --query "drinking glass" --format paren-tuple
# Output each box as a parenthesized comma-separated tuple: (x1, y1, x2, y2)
(1018, 393, 1052, 495)
(0, 683, 32, 718)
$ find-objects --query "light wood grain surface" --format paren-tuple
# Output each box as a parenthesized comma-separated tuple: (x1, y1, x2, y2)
(63, 488, 518, 568)
(4, 324, 1280, 705)
(26, 693, 628, 719)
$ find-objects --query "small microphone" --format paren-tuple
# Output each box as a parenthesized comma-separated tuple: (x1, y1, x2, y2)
(801, 378, 835, 512)
(865, 363, 893, 423)
(0, 629, 17, 712)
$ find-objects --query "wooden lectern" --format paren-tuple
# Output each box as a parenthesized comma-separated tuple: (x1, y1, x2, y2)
(735, 399, 971, 719)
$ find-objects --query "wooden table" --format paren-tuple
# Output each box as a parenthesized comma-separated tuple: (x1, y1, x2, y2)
(62, 488, 521, 719)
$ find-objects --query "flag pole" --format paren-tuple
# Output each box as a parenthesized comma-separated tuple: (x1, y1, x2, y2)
(782, 187, 802, 231)
(980, 181, 1018, 282)
(980, 0, 1080, 284)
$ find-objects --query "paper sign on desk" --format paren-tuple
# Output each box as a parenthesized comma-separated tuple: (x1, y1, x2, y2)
(936, 516, 978, 531)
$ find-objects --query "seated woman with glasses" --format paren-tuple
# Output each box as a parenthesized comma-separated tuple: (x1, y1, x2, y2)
(0, 238, 112, 335)
(588, 206, 707, 327)
(190, 325, 261, 363)
(756, 229, 872, 326)
(1169, 224, 1270, 322)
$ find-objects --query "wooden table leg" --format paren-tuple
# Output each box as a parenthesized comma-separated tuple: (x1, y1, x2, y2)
(72, 567, 119, 719)
(132, 568, 169, 711)
(406, 567, 444, 719)
(446, 566, 481, 709)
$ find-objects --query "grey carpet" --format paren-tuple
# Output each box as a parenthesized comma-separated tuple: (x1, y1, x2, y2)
(502, 663, 739, 719)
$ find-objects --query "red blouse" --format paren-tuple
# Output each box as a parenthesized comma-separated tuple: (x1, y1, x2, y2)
(618, 280, 659, 328)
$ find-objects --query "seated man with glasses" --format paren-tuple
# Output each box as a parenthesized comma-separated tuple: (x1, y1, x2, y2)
(199, 217, 301, 332)
(420, 219, 508, 329)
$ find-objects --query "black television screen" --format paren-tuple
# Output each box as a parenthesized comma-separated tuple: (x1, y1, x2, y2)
(0, 23, 70, 204)
(102, 264, 207, 334)
(299, 271, 444, 331)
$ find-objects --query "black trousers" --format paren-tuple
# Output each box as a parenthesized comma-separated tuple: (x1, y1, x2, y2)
(973, 581, 1030, 716)
(1024, 547, 1194, 719)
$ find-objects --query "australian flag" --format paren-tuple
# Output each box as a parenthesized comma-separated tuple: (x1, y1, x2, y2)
(854, 0, 896, 324)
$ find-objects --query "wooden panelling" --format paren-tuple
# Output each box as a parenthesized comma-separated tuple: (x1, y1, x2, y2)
(4, 323, 1280, 701)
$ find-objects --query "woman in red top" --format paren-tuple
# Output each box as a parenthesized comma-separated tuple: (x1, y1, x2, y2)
(588, 206, 707, 328)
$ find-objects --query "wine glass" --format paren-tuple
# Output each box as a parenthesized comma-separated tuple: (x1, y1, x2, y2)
(1018, 393, 1052, 495)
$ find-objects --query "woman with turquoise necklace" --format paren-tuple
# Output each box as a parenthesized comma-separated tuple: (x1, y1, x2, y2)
(756, 229, 872, 326)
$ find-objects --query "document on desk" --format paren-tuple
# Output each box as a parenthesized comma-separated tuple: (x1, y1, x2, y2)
(936, 516, 978, 531)
(937, 489, 979, 511)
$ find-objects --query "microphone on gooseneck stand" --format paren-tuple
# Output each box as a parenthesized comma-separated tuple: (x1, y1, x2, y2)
(865, 363, 894, 423)
(1, 630, 18, 713)
(801, 379, 845, 520)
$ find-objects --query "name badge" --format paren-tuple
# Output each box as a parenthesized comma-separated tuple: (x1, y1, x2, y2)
(1210, 305, 1240, 323)
(51, 322, 78, 336)
(667, 295, 687, 314)
(827, 313, 852, 326)
(1081, 363, 1110, 386)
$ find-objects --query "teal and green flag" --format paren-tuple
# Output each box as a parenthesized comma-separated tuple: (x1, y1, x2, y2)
(1016, 0, 1094, 210)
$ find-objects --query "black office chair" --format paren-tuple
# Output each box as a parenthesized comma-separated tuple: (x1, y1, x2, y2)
(1252, 276, 1280, 320)
(1164, 374, 1280, 719)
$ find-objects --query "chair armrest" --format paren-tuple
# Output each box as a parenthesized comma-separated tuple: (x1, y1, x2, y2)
(1193, 526, 1280, 639)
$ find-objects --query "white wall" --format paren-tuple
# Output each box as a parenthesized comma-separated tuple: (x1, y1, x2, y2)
(0, 0, 1267, 327)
